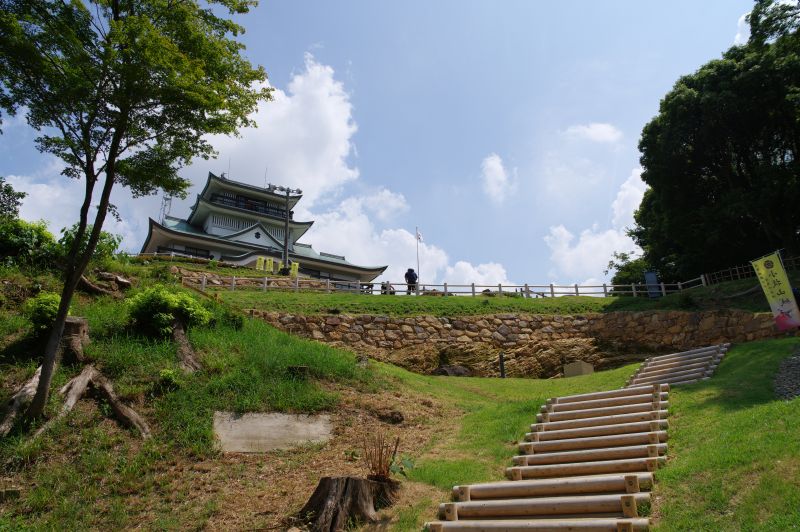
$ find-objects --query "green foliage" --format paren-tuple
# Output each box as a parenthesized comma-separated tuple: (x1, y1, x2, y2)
(0, 218, 57, 267)
(203, 299, 244, 330)
(127, 286, 211, 336)
(23, 292, 64, 332)
(633, 1, 800, 279)
(58, 223, 121, 263)
(0, 176, 25, 219)
(605, 251, 650, 286)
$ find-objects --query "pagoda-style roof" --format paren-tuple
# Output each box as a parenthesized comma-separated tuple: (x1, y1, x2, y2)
(187, 197, 313, 242)
(140, 218, 387, 282)
(200, 172, 303, 208)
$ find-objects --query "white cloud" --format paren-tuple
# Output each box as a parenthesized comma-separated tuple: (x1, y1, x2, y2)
(207, 52, 358, 207)
(542, 154, 607, 199)
(611, 167, 647, 229)
(564, 123, 623, 144)
(734, 12, 750, 44)
(544, 166, 647, 283)
(444, 261, 512, 287)
(360, 188, 409, 222)
(480, 153, 517, 204)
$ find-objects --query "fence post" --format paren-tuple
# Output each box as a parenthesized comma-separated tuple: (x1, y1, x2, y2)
(574, 284, 579, 296)
(326, 279, 331, 294)
(661, 282, 666, 297)
(201, 275, 207, 292)
(678, 281, 683, 291)
(603, 283, 608, 296)
(550, 283, 555, 298)
(632, 283, 637, 297)
(231, 276, 236, 291)
(701, 274, 707, 287)
(524, 283, 529, 298)
(444, 282, 448, 296)
(295, 276, 299, 292)
(416, 282, 420, 296)
(499, 352, 506, 379)
(471, 282, 476, 297)
(498, 283, 502, 295)
(263, 277, 268, 292)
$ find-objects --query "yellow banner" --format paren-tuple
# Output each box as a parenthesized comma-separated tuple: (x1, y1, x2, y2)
(290, 262, 299, 278)
(255, 256, 264, 271)
(752, 252, 800, 331)
(265, 257, 274, 273)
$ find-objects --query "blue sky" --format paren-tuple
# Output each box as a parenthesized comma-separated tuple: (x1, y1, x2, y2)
(1, 0, 755, 286)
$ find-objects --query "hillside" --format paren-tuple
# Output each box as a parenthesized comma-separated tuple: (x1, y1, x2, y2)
(0, 259, 798, 530)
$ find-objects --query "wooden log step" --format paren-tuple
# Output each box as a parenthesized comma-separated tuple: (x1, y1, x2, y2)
(520, 431, 667, 454)
(638, 352, 723, 372)
(634, 360, 718, 379)
(452, 474, 654, 502)
(438, 493, 651, 520)
(544, 393, 669, 413)
(549, 384, 669, 405)
(646, 344, 726, 361)
(513, 444, 667, 466)
(532, 410, 668, 432)
(424, 517, 651, 531)
(631, 369, 713, 386)
(537, 403, 668, 423)
(506, 457, 665, 480)
(526, 420, 668, 442)
(644, 347, 724, 365)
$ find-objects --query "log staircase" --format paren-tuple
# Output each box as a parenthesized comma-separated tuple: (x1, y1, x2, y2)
(424, 344, 728, 531)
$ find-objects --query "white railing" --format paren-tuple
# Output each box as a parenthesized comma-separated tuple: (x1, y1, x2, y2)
(182, 274, 706, 298)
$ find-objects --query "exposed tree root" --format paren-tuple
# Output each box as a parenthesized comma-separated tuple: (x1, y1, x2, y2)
(172, 319, 202, 373)
(27, 365, 151, 441)
(0, 367, 41, 437)
(78, 275, 119, 298)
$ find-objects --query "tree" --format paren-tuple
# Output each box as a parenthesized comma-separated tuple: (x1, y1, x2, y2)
(632, 0, 800, 280)
(0, 176, 26, 219)
(604, 251, 650, 287)
(0, 1, 270, 419)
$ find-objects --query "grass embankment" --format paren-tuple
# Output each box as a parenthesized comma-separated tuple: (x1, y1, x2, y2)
(213, 271, 800, 316)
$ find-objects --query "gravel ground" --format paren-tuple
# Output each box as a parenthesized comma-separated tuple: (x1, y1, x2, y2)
(774, 351, 800, 400)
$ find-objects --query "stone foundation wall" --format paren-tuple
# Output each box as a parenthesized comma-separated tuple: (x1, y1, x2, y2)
(250, 309, 782, 352)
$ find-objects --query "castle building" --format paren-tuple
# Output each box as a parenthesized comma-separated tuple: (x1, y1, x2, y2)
(140, 172, 387, 282)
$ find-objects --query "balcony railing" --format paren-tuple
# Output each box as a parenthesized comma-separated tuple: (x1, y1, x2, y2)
(210, 193, 292, 219)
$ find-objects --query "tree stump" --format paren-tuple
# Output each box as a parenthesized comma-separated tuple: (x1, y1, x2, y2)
(297, 476, 398, 532)
(172, 318, 202, 373)
(60, 317, 90, 365)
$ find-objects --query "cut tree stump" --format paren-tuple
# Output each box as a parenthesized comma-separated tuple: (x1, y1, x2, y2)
(0, 366, 41, 437)
(172, 319, 202, 373)
(60, 316, 90, 365)
(96, 272, 132, 290)
(297, 476, 398, 532)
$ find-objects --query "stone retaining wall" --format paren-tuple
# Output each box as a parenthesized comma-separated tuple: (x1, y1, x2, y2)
(246, 309, 787, 378)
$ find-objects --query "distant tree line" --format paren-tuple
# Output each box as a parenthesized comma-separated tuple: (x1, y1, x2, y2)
(610, 0, 800, 284)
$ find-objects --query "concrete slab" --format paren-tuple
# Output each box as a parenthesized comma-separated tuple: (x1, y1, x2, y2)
(213, 411, 333, 453)
(564, 360, 594, 378)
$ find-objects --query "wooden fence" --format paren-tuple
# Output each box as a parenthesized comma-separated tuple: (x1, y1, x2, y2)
(702, 256, 800, 285)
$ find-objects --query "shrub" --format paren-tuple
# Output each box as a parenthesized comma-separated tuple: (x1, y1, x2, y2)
(127, 285, 212, 336)
(0, 218, 57, 267)
(57, 223, 121, 263)
(23, 292, 65, 332)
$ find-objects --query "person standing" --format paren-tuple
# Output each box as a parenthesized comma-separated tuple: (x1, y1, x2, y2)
(404, 268, 418, 295)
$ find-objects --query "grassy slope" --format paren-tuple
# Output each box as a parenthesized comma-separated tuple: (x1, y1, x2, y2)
(214, 271, 800, 316)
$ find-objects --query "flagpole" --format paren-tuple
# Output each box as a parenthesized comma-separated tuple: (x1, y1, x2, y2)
(415, 226, 420, 287)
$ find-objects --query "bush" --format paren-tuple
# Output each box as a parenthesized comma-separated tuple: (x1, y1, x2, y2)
(203, 299, 244, 330)
(23, 291, 65, 332)
(127, 285, 212, 336)
(57, 223, 121, 263)
(0, 218, 57, 267)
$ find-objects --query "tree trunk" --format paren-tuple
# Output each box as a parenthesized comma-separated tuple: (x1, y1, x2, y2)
(78, 275, 118, 297)
(0, 367, 42, 437)
(297, 476, 398, 532)
(96, 272, 132, 289)
(172, 318, 202, 373)
(60, 317, 90, 365)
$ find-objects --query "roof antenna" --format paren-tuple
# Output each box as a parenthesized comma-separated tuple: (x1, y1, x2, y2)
(264, 165, 268, 189)
(227, 156, 231, 180)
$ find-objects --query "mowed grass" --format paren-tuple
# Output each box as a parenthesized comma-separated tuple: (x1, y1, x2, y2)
(211, 274, 795, 317)
(652, 337, 800, 530)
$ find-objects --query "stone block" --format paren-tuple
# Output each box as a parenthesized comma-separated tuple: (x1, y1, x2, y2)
(563, 360, 594, 378)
